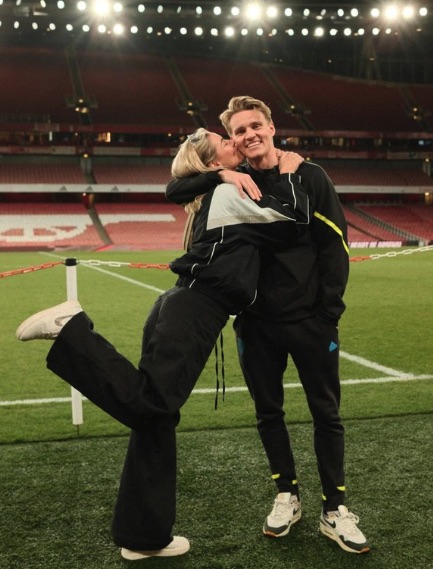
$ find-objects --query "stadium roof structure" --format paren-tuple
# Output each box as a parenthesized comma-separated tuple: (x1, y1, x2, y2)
(0, 1, 432, 83)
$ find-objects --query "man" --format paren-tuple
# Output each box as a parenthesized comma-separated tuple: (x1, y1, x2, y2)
(166, 96, 369, 555)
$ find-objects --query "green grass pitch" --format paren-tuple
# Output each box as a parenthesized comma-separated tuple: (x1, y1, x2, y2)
(1, 248, 432, 568)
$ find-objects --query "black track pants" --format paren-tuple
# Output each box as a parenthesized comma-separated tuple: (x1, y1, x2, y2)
(234, 313, 345, 511)
(46, 286, 229, 550)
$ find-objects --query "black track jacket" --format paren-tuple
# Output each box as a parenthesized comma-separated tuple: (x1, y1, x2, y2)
(170, 177, 310, 315)
(167, 161, 349, 323)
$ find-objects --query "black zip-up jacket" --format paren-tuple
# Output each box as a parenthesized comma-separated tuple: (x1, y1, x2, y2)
(166, 161, 349, 323)
(170, 177, 310, 315)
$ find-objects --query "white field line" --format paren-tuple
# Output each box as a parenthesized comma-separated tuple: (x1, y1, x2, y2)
(1, 375, 432, 407)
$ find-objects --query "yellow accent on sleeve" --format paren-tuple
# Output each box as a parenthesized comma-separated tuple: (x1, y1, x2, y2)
(313, 211, 349, 255)
(337, 486, 346, 492)
(271, 473, 280, 480)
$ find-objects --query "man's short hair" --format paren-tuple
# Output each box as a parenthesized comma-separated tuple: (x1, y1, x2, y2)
(219, 96, 273, 134)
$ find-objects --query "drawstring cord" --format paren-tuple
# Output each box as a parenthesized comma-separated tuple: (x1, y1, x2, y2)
(214, 331, 225, 410)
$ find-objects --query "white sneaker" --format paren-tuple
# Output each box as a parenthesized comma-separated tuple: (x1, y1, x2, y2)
(320, 505, 370, 554)
(263, 492, 302, 537)
(120, 536, 190, 560)
(16, 300, 82, 341)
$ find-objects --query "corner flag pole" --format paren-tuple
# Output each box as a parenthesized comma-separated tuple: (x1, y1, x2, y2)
(65, 258, 84, 430)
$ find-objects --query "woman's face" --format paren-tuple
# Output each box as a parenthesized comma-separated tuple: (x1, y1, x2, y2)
(207, 132, 243, 170)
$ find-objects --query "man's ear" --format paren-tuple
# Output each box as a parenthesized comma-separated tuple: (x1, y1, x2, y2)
(269, 121, 276, 136)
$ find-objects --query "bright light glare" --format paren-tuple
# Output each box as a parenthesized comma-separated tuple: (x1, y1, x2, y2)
(402, 6, 415, 19)
(314, 27, 324, 37)
(246, 3, 262, 20)
(77, 1, 86, 11)
(94, 0, 109, 15)
(194, 26, 203, 36)
(383, 5, 399, 21)
(113, 2, 123, 13)
(371, 8, 380, 18)
(113, 23, 124, 34)
(225, 26, 235, 37)
(266, 6, 278, 18)
(213, 7, 221, 16)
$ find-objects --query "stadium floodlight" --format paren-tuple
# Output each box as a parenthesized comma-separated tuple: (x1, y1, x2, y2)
(213, 6, 221, 16)
(180, 27, 187, 35)
(137, 4, 144, 13)
(314, 27, 324, 37)
(419, 7, 428, 17)
(266, 6, 278, 19)
(113, 2, 123, 13)
(130, 25, 138, 34)
(194, 26, 203, 36)
(113, 22, 124, 34)
(245, 3, 262, 21)
(93, 0, 110, 16)
(383, 4, 399, 21)
(97, 24, 106, 33)
(402, 6, 415, 19)
(210, 27, 218, 36)
(344, 27, 352, 36)
(231, 7, 240, 16)
(77, 1, 86, 12)
(370, 8, 380, 18)
(284, 8, 292, 17)
(224, 26, 235, 37)
(57, 1, 65, 8)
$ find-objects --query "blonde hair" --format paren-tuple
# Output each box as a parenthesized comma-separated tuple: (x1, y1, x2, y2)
(171, 128, 217, 179)
(219, 96, 273, 135)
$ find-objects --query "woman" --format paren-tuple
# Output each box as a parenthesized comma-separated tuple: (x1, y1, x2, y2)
(16, 129, 309, 561)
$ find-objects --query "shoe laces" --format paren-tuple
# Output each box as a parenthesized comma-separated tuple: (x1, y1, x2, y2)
(328, 507, 362, 537)
(271, 495, 298, 520)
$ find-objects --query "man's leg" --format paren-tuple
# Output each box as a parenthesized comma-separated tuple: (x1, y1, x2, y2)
(288, 315, 345, 511)
(234, 316, 301, 538)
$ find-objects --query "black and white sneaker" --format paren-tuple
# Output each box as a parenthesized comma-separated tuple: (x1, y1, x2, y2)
(320, 505, 370, 554)
(263, 492, 302, 538)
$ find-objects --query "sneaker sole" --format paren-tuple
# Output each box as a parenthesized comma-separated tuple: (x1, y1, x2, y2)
(319, 520, 370, 554)
(263, 508, 302, 538)
(121, 540, 190, 560)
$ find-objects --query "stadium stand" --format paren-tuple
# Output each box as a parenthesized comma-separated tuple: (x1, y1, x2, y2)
(0, 45, 432, 250)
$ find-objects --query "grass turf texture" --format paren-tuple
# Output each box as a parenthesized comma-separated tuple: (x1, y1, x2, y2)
(1, 416, 432, 568)
(1, 249, 432, 567)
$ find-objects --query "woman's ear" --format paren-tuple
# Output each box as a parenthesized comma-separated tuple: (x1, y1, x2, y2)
(209, 161, 221, 168)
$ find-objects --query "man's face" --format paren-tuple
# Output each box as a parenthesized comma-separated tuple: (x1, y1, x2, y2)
(229, 109, 276, 163)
